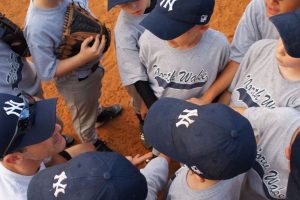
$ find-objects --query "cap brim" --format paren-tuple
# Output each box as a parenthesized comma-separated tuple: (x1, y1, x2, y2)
(140, 8, 194, 40)
(108, 0, 137, 10)
(10, 98, 58, 152)
(270, 11, 300, 58)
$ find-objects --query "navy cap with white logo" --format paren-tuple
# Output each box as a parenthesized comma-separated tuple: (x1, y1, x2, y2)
(107, 0, 137, 10)
(144, 98, 257, 180)
(140, 0, 215, 40)
(27, 152, 148, 200)
(0, 93, 57, 158)
(270, 7, 300, 58)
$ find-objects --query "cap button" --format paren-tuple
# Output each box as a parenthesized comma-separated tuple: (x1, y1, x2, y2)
(230, 130, 238, 138)
(103, 172, 111, 180)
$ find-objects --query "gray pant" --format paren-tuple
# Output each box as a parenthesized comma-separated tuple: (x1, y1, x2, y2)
(55, 67, 104, 144)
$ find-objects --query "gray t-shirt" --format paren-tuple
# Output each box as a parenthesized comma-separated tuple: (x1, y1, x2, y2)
(114, 10, 147, 86)
(0, 40, 40, 96)
(139, 29, 230, 100)
(167, 166, 244, 200)
(241, 107, 300, 200)
(230, 0, 279, 63)
(24, 0, 99, 81)
(229, 39, 300, 110)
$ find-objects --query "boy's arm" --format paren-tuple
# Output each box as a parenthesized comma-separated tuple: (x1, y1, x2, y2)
(188, 60, 239, 105)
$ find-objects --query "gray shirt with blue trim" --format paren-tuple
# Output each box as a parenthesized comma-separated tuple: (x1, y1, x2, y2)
(139, 29, 230, 100)
(0, 40, 40, 96)
(166, 166, 244, 200)
(24, 0, 100, 81)
(230, 0, 279, 63)
(229, 39, 300, 110)
(241, 107, 300, 199)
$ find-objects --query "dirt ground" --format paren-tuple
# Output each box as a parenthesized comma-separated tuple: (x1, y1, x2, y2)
(0, 0, 250, 172)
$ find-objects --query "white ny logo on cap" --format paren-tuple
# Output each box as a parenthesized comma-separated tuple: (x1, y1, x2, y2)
(160, 0, 177, 11)
(200, 15, 208, 23)
(176, 109, 198, 128)
(53, 171, 68, 197)
(3, 100, 24, 117)
(191, 166, 203, 175)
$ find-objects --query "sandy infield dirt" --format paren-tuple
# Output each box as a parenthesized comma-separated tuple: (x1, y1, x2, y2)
(0, 0, 250, 177)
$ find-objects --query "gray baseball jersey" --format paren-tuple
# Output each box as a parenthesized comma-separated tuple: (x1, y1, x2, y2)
(114, 10, 147, 86)
(138, 29, 230, 100)
(167, 166, 244, 200)
(229, 39, 300, 110)
(240, 107, 300, 199)
(0, 40, 41, 96)
(230, 0, 279, 63)
(24, 0, 99, 81)
(140, 157, 169, 200)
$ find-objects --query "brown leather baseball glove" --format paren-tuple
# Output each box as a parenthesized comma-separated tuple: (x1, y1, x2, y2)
(0, 13, 31, 57)
(55, 2, 111, 59)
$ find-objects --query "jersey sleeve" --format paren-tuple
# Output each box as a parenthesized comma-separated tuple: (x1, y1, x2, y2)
(114, 15, 149, 86)
(138, 31, 153, 82)
(140, 157, 169, 200)
(218, 36, 230, 73)
(230, 0, 263, 63)
(24, 25, 57, 81)
(244, 107, 300, 140)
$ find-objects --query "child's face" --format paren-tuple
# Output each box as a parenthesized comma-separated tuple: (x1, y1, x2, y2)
(265, 0, 300, 17)
(276, 39, 300, 68)
(120, 0, 150, 16)
(167, 25, 208, 49)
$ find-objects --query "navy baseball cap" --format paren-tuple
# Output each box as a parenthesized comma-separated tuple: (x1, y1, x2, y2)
(144, 98, 257, 180)
(107, 0, 136, 10)
(287, 133, 300, 199)
(27, 152, 148, 200)
(0, 93, 57, 158)
(140, 0, 215, 40)
(270, 7, 300, 58)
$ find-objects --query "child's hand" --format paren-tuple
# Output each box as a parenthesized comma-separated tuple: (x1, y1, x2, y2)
(187, 97, 209, 106)
(126, 152, 154, 166)
(78, 34, 106, 63)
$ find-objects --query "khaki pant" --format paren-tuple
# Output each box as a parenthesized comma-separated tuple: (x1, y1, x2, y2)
(55, 67, 104, 144)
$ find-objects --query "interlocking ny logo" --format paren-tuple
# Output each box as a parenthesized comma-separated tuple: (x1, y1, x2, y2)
(53, 171, 68, 198)
(200, 15, 208, 23)
(191, 166, 203, 175)
(160, 0, 177, 11)
(3, 100, 24, 117)
(176, 109, 198, 128)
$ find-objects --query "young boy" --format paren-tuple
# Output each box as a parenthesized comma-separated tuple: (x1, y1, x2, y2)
(137, 0, 230, 107)
(230, 106, 300, 199)
(24, 0, 122, 151)
(226, 7, 300, 110)
(0, 93, 95, 200)
(143, 98, 257, 200)
(192, 0, 300, 105)
(108, 0, 156, 148)
(27, 151, 170, 200)
(0, 14, 41, 97)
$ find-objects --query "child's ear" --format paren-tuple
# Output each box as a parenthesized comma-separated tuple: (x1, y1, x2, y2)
(3, 153, 24, 165)
(285, 146, 291, 161)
